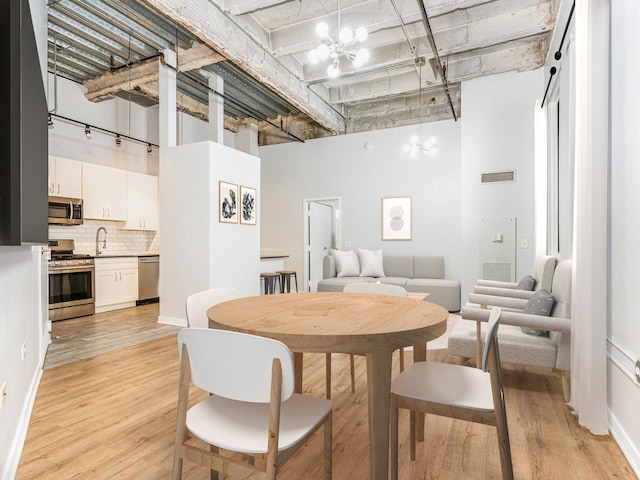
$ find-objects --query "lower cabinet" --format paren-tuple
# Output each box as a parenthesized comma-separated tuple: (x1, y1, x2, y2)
(95, 257, 138, 313)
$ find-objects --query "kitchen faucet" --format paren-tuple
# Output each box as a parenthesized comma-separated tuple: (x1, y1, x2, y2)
(96, 227, 107, 256)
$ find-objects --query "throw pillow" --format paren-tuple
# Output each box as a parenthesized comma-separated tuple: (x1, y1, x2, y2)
(330, 249, 360, 277)
(520, 289, 555, 336)
(516, 274, 536, 291)
(357, 248, 385, 277)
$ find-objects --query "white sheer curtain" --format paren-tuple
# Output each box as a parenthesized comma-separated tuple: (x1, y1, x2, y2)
(569, 0, 609, 434)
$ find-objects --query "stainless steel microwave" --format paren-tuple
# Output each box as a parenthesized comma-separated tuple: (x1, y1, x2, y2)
(48, 196, 83, 225)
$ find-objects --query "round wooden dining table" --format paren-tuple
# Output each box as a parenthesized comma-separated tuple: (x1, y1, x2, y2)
(208, 291, 448, 480)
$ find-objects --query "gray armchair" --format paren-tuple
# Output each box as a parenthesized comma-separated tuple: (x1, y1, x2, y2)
(448, 260, 572, 401)
(472, 255, 557, 299)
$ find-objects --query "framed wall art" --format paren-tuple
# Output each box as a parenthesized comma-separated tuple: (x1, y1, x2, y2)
(240, 186, 257, 225)
(219, 181, 238, 223)
(382, 196, 412, 240)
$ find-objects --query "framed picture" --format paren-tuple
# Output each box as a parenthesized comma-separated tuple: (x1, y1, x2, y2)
(382, 196, 412, 240)
(219, 181, 238, 223)
(240, 186, 257, 225)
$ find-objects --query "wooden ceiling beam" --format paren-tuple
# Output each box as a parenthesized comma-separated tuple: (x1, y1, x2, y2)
(83, 43, 224, 102)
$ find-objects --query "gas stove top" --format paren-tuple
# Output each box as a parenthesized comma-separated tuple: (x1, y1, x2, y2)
(48, 239, 94, 267)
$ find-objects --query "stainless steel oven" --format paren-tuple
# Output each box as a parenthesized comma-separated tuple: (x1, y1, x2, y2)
(48, 239, 95, 321)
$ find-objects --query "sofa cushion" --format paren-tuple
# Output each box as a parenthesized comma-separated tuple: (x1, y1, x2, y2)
(516, 275, 536, 291)
(316, 277, 376, 292)
(383, 256, 414, 278)
(378, 277, 409, 288)
(413, 256, 444, 279)
(357, 248, 385, 278)
(406, 278, 461, 312)
(448, 322, 558, 369)
(330, 249, 360, 277)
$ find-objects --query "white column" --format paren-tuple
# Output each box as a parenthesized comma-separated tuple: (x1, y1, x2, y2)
(158, 49, 177, 149)
(209, 73, 224, 143)
(236, 122, 259, 156)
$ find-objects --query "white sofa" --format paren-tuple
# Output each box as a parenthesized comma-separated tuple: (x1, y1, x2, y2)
(318, 255, 461, 312)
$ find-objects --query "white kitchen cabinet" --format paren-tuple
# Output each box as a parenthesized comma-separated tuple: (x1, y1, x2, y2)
(48, 155, 82, 198)
(82, 162, 127, 221)
(95, 257, 139, 313)
(124, 172, 158, 231)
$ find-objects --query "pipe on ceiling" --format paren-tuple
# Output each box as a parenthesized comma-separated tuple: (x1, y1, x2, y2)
(415, 0, 457, 122)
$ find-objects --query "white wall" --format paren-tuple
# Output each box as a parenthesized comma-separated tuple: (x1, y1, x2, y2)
(0, 2, 47, 477)
(48, 75, 158, 175)
(260, 120, 463, 290)
(158, 141, 261, 325)
(460, 69, 542, 300)
(608, 1, 640, 474)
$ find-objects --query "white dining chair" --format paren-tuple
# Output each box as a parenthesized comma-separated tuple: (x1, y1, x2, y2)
(185, 288, 240, 328)
(390, 307, 513, 479)
(341, 282, 408, 393)
(172, 328, 333, 480)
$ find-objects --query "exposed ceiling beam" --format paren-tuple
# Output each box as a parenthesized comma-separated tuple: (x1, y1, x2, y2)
(83, 43, 224, 102)
(140, 0, 346, 134)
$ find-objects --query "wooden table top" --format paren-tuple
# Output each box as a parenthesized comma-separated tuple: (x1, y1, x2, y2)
(208, 292, 448, 354)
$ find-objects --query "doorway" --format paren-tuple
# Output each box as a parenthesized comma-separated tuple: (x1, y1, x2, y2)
(304, 197, 341, 292)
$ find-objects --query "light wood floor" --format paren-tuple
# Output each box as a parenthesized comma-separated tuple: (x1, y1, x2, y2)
(18, 305, 635, 479)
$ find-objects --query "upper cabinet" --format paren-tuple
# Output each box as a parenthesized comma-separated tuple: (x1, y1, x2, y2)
(124, 172, 158, 231)
(82, 162, 127, 221)
(48, 155, 82, 198)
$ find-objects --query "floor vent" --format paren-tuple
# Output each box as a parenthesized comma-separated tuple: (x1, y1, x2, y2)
(481, 170, 516, 184)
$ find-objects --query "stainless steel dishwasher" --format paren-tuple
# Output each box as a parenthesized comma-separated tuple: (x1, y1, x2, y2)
(137, 256, 159, 304)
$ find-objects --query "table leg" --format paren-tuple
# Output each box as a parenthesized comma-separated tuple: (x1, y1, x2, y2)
(366, 350, 393, 480)
(413, 343, 426, 443)
(293, 352, 303, 394)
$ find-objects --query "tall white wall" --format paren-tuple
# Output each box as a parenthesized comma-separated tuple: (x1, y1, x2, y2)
(48, 75, 158, 175)
(158, 141, 261, 325)
(460, 69, 542, 300)
(0, 2, 48, 478)
(260, 120, 463, 289)
(609, 1, 640, 474)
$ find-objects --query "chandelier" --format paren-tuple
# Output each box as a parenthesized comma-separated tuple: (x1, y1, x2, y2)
(403, 57, 437, 158)
(307, 1, 370, 79)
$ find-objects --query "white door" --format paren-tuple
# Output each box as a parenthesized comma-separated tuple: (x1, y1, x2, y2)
(308, 202, 333, 292)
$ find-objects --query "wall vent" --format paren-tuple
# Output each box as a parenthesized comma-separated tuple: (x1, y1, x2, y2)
(481, 170, 516, 184)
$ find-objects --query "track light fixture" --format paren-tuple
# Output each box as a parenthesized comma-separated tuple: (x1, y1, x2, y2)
(48, 114, 53, 126)
(115, 134, 122, 146)
(147, 143, 153, 155)
(85, 125, 92, 139)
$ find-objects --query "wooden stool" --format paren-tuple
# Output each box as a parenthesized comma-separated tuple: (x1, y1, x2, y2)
(277, 270, 299, 293)
(260, 272, 280, 295)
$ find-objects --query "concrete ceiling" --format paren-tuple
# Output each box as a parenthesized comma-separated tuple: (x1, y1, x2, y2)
(48, 0, 559, 145)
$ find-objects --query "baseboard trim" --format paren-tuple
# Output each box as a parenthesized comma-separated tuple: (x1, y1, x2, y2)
(2, 365, 43, 480)
(609, 410, 640, 478)
(157, 315, 187, 327)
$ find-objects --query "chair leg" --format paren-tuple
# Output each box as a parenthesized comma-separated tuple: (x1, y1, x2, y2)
(210, 447, 219, 480)
(399, 348, 405, 372)
(409, 410, 416, 461)
(325, 353, 332, 399)
(390, 395, 399, 480)
(560, 370, 571, 403)
(324, 412, 333, 480)
(495, 401, 514, 480)
(349, 354, 356, 393)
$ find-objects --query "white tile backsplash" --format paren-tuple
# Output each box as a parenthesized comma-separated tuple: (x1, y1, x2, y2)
(49, 219, 160, 256)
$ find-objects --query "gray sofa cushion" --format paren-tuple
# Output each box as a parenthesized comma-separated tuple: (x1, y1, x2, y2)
(383, 256, 414, 278)
(521, 288, 555, 336)
(406, 279, 461, 312)
(413, 256, 444, 279)
(316, 276, 376, 292)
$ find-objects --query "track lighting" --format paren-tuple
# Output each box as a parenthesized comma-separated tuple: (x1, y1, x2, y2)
(48, 114, 53, 126)
(85, 125, 92, 139)
(147, 143, 153, 155)
(115, 134, 121, 146)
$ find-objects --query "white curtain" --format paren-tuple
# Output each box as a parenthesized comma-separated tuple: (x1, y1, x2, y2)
(569, 0, 609, 434)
